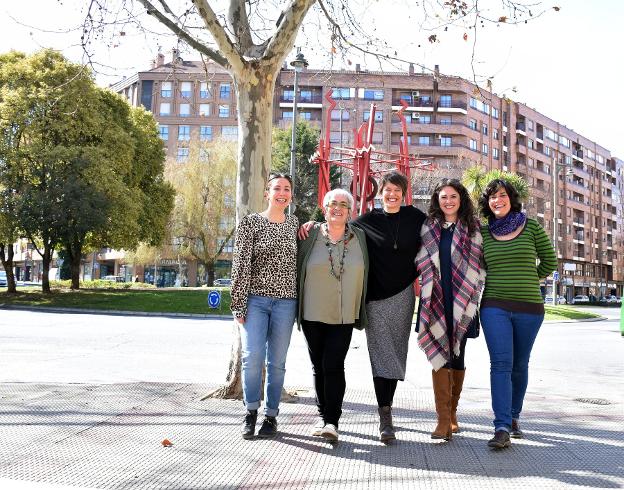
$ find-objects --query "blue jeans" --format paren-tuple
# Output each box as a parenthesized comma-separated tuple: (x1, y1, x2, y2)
(240, 295, 297, 417)
(481, 307, 543, 432)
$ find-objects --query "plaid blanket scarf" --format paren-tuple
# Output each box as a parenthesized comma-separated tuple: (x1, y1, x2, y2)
(415, 218, 485, 371)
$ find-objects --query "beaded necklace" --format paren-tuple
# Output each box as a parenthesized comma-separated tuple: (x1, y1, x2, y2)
(323, 223, 351, 280)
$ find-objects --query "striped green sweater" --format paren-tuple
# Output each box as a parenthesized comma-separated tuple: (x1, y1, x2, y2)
(481, 218, 557, 304)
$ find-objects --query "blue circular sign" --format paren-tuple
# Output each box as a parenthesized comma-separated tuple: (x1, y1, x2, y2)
(207, 290, 221, 309)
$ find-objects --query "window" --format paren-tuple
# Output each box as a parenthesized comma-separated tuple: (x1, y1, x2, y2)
(418, 136, 430, 146)
(219, 105, 230, 118)
(219, 83, 231, 99)
(469, 139, 478, 151)
(179, 103, 191, 117)
(372, 132, 383, 144)
(528, 139, 534, 149)
(332, 87, 351, 100)
(439, 94, 452, 107)
(440, 136, 452, 147)
(439, 117, 451, 125)
(544, 128, 557, 141)
(491, 107, 499, 119)
(559, 135, 570, 148)
(177, 147, 189, 163)
(158, 125, 169, 140)
(159, 102, 171, 116)
(283, 89, 294, 101)
(419, 95, 432, 104)
(482, 123, 488, 136)
(544, 146, 552, 157)
(493, 147, 499, 159)
(482, 143, 488, 155)
(300, 89, 313, 102)
(363, 89, 384, 100)
(199, 104, 210, 116)
(363, 110, 383, 122)
(417, 114, 431, 124)
(470, 97, 479, 109)
(200, 126, 212, 141)
(180, 82, 192, 98)
(469, 119, 478, 131)
(160, 82, 172, 98)
(331, 109, 350, 121)
(200, 82, 211, 99)
(329, 131, 342, 143)
(493, 128, 499, 140)
(178, 125, 190, 141)
(300, 111, 312, 120)
(282, 110, 293, 119)
(527, 119, 534, 131)
(221, 126, 238, 141)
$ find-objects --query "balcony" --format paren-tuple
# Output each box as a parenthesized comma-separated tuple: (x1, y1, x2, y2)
(391, 97, 434, 111)
(516, 122, 526, 135)
(279, 94, 324, 107)
(572, 149, 583, 161)
(572, 218, 585, 227)
(436, 100, 468, 114)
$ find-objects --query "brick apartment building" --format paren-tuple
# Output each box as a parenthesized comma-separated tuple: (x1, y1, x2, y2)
(105, 50, 623, 296)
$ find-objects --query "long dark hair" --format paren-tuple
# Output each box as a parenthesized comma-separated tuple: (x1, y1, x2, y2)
(478, 178, 522, 221)
(428, 179, 478, 235)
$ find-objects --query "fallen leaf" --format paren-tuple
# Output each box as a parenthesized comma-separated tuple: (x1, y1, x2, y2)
(499, 16, 507, 23)
(463, 32, 468, 41)
(428, 34, 437, 43)
(553, 6, 560, 11)
(162, 439, 173, 447)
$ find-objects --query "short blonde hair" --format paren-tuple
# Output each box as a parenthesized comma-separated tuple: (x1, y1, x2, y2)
(323, 188, 354, 209)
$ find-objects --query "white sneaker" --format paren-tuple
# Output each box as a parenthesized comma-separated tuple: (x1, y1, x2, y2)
(311, 419, 324, 436)
(321, 423, 339, 441)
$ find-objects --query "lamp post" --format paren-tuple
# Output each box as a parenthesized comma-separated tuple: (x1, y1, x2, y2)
(551, 153, 572, 304)
(288, 48, 308, 215)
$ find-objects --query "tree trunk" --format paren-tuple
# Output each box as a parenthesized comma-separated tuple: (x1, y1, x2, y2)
(0, 243, 17, 293)
(67, 241, 82, 290)
(41, 244, 53, 293)
(202, 320, 243, 399)
(206, 261, 215, 287)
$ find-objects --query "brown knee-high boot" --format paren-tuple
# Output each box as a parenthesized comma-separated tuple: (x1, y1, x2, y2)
(450, 369, 466, 434)
(431, 368, 453, 440)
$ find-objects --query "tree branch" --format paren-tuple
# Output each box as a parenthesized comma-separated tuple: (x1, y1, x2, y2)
(136, 0, 230, 69)
(263, 0, 317, 64)
(228, 0, 254, 55)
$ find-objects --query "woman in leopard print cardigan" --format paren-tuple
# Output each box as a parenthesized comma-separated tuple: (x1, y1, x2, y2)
(230, 173, 298, 440)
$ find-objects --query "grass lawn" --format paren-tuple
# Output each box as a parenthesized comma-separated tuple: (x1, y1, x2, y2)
(0, 287, 231, 316)
(544, 305, 601, 321)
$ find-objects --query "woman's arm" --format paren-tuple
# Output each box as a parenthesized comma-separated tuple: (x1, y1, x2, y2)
(230, 216, 254, 321)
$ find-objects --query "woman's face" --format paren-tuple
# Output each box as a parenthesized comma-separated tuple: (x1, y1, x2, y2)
(324, 195, 351, 227)
(265, 177, 292, 210)
(381, 182, 404, 212)
(488, 186, 511, 219)
(438, 186, 460, 222)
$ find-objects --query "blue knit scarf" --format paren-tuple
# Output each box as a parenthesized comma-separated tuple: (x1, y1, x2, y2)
(489, 211, 526, 236)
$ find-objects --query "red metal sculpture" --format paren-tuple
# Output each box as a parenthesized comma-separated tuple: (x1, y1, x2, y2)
(313, 90, 434, 217)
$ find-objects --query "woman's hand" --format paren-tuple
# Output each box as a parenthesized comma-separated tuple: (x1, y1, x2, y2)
(234, 316, 245, 324)
(298, 221, 315, 240)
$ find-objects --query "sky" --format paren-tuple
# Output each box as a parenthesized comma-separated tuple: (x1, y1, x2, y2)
(2, 0, 623, 158)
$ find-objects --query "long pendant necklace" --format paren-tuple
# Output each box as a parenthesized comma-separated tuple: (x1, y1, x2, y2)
(323, 224, 350, 280)
(386, 212, 401, 250)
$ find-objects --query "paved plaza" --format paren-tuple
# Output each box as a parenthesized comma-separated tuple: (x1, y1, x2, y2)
(0, 309, 622, 489)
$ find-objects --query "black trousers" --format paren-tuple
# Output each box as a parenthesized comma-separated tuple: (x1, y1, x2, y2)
(443, 311, 469, 370)
(373, 376, 398, 407)
(301, 320, 354, 427)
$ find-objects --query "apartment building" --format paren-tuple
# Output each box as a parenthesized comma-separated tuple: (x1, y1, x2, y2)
(109, 51, 622, 296)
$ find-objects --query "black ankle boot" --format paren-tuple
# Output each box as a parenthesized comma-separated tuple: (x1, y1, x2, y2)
(242, 410, 257, 440)
(258, 416, 278, 437)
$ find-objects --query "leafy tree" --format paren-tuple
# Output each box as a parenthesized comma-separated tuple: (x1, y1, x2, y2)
(165, 140, 237, 286)
(462, 165, 530, 214)
(271, 121, 339, 223)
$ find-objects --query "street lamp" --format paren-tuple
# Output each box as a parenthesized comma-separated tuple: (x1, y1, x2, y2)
(288, 48, 309, 215)
(550, 152, 572, 304)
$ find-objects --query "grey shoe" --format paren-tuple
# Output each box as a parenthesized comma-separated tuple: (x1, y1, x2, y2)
(321, 423, 339, 441)
(510, 419, 524, 439)
(378, 406, 396, 443)
(488, 430, 511, 449)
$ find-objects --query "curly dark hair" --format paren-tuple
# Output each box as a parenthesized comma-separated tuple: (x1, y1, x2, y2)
(428, 179, 478, 235)
(378, 170, 408, 197)
(478, 178, 523, 221)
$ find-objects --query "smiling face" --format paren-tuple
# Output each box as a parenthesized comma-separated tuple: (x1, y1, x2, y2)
(438, 186, 461, 223)
(265, 177, 292, 210)
(324, 198, 350, 227)
(381, 182, 404, 213)
(488, 186, 511, 219)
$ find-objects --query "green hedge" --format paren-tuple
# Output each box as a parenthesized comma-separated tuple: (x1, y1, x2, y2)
(49, 280, 156, 290)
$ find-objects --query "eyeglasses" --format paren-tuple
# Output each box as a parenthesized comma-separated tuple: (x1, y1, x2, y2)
(326, 200, 350, 209)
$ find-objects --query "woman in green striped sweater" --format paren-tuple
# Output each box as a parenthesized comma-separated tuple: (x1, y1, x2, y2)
(478, 179, 556, 449)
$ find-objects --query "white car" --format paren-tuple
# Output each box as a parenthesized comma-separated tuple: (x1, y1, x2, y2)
(544, 295, 566, 305)
(572, 295, 589, 304)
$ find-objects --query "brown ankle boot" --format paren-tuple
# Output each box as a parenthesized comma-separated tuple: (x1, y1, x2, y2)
(431, 368, 452, 440)
(450, 369, 466, 434)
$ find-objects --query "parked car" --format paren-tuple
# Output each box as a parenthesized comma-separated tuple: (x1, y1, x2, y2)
(213, 278, 232, 287)
(572, 295, 589, 304)
(605, 295, 620, 304)
(102, 275, 125, 282)
(544, 295, 566, 305)
(0, 270, 7, 287)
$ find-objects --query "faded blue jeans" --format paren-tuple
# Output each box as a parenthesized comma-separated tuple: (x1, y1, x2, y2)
(480, 306, 544, 432)
(239, 295, 297, 417)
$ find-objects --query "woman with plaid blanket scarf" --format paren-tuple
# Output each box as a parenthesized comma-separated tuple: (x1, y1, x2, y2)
(415, 179, 485, 441)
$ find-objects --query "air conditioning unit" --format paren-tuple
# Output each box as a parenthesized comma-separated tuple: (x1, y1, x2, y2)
(412, 91, 420, 98)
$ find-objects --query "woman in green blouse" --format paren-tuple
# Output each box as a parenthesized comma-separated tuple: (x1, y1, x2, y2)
(297, 189, 369, 442)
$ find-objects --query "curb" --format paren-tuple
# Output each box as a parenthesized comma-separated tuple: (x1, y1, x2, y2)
(0, 304, 232, 320)
(543, 316, 606, 323)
